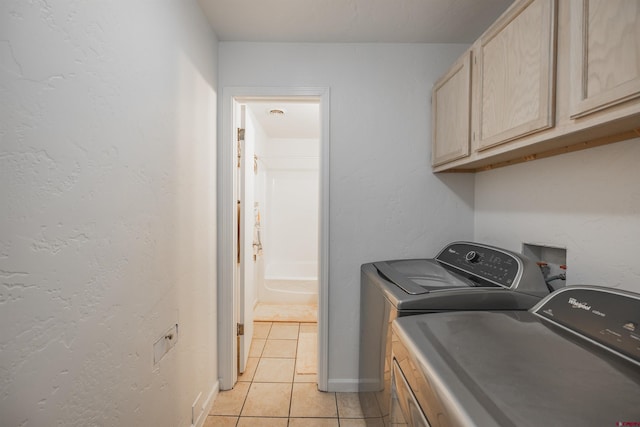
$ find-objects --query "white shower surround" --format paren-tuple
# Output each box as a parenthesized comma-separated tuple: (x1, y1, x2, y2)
(259, 143, 320, 304)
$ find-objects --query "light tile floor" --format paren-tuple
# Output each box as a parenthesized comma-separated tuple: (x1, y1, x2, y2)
(205, 321, 379, 426)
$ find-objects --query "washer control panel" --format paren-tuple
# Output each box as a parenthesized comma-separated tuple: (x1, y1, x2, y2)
(436, 242, 521, 288)
(535, 287, 640, 365)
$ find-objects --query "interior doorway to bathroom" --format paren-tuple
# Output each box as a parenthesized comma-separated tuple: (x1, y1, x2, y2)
(240, 98, 320, 378)
(218, 88, 330, 392)
(241, 99, 320, 323)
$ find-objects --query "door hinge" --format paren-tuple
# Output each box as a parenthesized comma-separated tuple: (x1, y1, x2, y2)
(237, 323, 245, 336)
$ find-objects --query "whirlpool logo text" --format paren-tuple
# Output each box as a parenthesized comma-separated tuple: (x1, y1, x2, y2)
(568, 297, 591, 311)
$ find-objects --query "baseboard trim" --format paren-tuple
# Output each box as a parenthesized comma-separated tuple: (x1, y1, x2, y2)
(192, 381, 219, 427)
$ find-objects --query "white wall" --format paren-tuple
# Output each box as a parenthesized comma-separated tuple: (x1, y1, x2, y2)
(474, 137, 640, 293)
(219, 42, 475, 389)
(0, 2, 218, 426)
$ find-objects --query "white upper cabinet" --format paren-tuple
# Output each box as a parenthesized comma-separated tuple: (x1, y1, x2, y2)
(431, 0, 640, 172)
(476, 0, 557, 151)
(569, 0, 640, 118)
(431, 51, 472, 166)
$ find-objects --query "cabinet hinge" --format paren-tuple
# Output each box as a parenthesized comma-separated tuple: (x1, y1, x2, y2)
(237, 323, 245, 336)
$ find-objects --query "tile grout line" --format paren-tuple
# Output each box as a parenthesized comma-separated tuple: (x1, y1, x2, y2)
(334, 391, 340, 427)
(239, 322, 269, 426)
(293, 322, 299, 379)
(234, 343, 253, 427)
(287, 322, 300, 424)
(235, 366, 252, 426)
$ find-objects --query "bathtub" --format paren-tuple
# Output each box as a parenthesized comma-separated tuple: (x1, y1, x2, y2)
(258, 261, 318, 304)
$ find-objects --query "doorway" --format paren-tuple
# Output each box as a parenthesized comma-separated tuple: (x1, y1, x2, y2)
(218, 87, 330, 391)
(243, 99, 320, 323)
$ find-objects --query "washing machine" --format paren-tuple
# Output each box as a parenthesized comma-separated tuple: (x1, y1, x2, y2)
(390, 286, 640, 426)
(359, 241, 550, 425)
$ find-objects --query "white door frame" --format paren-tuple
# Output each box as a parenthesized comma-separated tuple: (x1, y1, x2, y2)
(218, 86, 330, 391)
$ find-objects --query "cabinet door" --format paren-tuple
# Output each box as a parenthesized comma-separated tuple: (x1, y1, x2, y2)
(569, 0, 640, 118)
(477, 0, 557, 150)
(431, 50, 472, 166)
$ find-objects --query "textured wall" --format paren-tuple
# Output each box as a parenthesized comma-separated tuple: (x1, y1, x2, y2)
(0, 2, 218, 426)
(218, 42, 476, 389)
(474, 138, 640, 293)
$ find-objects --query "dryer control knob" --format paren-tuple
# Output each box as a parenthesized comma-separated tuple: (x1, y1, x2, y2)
(465, 250, 480, 263)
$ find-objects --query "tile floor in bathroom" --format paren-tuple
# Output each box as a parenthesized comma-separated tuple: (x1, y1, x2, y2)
(205, 321, 382, 426)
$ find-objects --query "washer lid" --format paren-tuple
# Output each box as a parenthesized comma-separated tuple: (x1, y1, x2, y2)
(374, 259, 470, 294)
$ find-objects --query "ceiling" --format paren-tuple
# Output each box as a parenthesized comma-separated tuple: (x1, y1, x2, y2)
(198, 0, 514, 44)
(245, 100, 320, 139)
(208, 0, 515, 139)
